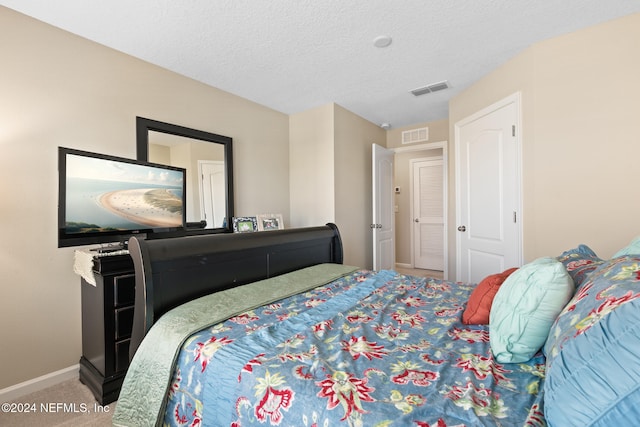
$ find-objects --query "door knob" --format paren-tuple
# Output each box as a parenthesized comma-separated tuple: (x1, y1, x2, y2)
(414, 218, 419, 223)
(457, 225, 466, 232)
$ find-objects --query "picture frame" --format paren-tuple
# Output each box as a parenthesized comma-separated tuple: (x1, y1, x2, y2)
(257, 213, 284, 231)
(232, 216, 258, 233)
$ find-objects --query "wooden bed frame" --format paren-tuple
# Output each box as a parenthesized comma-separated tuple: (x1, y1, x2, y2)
(127, 223, 343, 360)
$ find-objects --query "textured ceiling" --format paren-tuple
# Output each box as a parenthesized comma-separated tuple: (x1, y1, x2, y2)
(3, 1, 639, 128)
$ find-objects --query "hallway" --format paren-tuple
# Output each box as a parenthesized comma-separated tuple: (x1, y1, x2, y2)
(394, 266, 443, 280)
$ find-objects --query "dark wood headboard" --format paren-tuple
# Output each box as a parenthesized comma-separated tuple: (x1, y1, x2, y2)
(127, 223, 343, 360)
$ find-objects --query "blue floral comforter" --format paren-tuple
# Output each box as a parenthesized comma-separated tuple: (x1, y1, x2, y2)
(162, 269, 545, 427)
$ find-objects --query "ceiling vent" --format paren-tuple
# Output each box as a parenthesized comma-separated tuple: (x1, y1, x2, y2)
(410, 80, 450, 96)
(402, 127, 429, 144)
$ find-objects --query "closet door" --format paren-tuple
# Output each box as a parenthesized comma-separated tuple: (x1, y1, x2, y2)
(412, 158, 444, 271)
(455, 93, 522, 283)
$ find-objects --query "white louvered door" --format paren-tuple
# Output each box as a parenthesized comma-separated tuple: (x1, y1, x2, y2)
(412, 158, 444, 270)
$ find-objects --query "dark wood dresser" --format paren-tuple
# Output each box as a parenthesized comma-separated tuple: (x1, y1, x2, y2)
(78, 253, 134, 405)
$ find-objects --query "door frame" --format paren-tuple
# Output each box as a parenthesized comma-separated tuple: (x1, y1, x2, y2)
(198, 159, 225, 229)
(454, 92, 523, 281)
(394, 141, 448, 279)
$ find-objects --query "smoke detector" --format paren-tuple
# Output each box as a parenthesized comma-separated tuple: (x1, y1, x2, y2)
(373, 35, 392, 48)
(410, 80, 450, 96)
(380, 122, 391, 130)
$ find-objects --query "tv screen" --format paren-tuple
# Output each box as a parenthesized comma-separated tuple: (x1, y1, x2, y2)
(58, 147, 186, 248)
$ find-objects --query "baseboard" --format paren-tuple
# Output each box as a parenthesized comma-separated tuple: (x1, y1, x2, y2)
(395, 262, 413, 269)
(0, 364, 79, 403)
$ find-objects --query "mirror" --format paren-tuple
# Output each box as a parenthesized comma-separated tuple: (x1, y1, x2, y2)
(136, 117, 234, 233)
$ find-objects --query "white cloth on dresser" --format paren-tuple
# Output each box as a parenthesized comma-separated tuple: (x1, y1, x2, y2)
(73, 249, 96, 286)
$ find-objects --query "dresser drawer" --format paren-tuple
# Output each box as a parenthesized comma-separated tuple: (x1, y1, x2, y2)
(115, 339, 131, 373)
(115, 306, 134, 340)
(113, 274, 135, 307)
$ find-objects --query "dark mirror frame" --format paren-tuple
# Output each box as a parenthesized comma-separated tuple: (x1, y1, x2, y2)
(136, 116, 234, 234)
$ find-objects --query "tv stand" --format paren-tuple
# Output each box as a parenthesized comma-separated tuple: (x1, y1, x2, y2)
(90, 241, 129, 254)
(78, 252, 134, 405)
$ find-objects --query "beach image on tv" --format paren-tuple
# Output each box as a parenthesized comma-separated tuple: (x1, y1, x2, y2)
(65, 154, 184, 233)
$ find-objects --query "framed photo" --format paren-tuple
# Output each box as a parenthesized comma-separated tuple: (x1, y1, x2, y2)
(232, 216, 258, 233)
(257, 213, 284, 231)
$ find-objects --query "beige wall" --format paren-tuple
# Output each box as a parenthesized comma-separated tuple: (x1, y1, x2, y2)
(289, 104, 335, 227)
(0, 7, 289, 389)
(334, 104, 386, 269)
(290, 103, 385, 268)
(449, 13, 640, 274)
(385, 119, 449, 150)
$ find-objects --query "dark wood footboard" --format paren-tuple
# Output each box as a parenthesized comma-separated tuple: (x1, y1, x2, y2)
(127, 223, 343, 360)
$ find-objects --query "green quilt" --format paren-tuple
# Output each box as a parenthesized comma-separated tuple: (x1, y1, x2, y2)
(112, 263, 358, 427)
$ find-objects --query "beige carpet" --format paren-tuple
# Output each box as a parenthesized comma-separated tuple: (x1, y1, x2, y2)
(394, 267, 444, 279)
(0, 379, 114, 427)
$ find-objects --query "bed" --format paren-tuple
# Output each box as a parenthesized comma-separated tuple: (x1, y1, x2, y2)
(112, 225, 640, 427)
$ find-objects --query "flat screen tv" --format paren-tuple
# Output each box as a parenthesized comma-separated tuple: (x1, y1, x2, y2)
(58, 147, 186, 248)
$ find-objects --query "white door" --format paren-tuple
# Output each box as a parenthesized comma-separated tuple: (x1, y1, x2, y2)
(372, 144, 395, 270)
(412, 158, 444, 271)
(455, 93, 522, 283)
(199, 161, 226, 228)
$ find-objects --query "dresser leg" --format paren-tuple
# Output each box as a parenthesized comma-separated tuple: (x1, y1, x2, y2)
(78, 357, 125, 405)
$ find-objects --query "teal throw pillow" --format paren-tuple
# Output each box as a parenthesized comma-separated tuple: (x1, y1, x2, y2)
(489, 257, 574, 363)
(612, 236, 640, 258)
